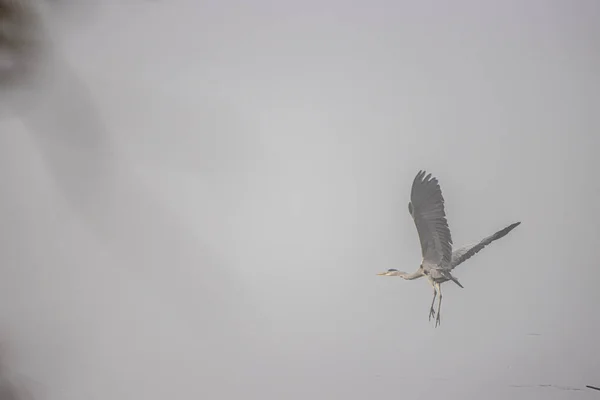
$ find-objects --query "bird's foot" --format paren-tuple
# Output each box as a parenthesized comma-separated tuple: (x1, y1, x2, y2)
(435, 313, 441, 327)
(428, 307, 436, 321)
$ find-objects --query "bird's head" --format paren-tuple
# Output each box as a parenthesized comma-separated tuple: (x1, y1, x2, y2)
(376, 268, 404, 277)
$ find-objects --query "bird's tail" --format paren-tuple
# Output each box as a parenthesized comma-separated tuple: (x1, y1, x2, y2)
(450, 275, 464, 289)
(441, 270, 464, 288)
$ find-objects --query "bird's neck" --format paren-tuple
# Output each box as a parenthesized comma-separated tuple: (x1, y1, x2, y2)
(399, 270, 425, 280)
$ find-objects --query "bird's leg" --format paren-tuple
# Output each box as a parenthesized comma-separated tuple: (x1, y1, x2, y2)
(429, 287, 437, 321)
(435, 283, 443, 327)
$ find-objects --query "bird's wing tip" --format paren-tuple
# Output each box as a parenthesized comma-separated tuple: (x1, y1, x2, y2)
(413, 170, 427, 184)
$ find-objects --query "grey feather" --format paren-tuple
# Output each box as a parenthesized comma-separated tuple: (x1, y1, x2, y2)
(450, 221, 521, 269)
(408, 170, 453, 270)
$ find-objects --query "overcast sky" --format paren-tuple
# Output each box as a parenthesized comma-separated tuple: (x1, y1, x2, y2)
(1, 1, 599, 399)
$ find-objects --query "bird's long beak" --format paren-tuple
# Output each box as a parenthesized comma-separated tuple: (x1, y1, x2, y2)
(376, 272, 387, 276)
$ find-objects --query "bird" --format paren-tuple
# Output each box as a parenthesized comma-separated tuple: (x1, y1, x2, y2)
(377, 170, 520, 327)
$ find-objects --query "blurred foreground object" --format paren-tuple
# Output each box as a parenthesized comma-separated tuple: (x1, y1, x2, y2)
(0, 345, 34, 400)
(0, 0, 237, 350)
(0, 0, 113, 197)
(0, 0, 47, 94)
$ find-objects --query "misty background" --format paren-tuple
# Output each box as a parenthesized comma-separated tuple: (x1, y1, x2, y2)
(0, 0, 598, 399)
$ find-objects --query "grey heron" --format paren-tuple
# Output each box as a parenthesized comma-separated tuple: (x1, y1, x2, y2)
(377, 170, 520, 327)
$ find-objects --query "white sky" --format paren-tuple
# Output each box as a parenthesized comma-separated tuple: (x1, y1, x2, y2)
(1, 1, 599, 399)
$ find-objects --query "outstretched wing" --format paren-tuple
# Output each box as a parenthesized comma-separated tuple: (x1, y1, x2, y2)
(407, 170, 453, 269)
(450, 221, 521, 269)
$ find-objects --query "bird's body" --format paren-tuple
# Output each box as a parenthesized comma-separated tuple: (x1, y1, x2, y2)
(378, 170, 520, 326)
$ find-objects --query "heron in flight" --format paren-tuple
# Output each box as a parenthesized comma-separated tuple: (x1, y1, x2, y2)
(377, 170, 520, 327)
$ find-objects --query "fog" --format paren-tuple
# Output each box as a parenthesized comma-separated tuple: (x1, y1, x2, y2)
(1, 1, 598, 399)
